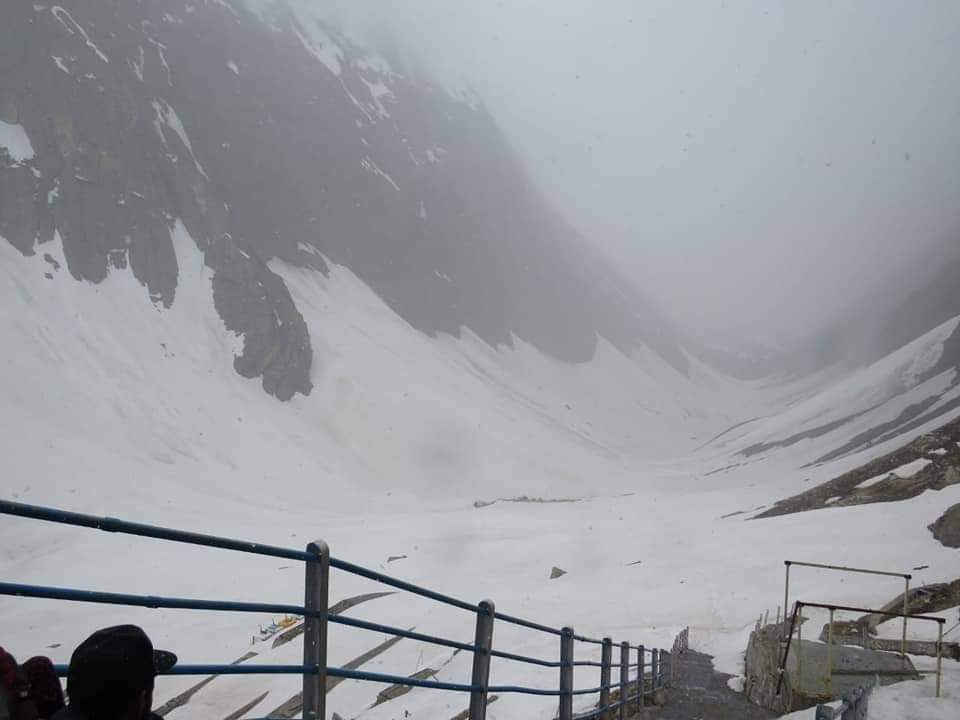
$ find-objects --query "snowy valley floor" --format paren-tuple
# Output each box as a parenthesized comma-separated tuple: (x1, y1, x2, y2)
(3, 453, 958, 719)
(2, 226, 960, 718)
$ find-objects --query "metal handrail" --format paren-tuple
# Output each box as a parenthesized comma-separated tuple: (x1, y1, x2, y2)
(0, 500, 671, 720)
(776, 600, 946, 699)
(782, 560, 913, 658)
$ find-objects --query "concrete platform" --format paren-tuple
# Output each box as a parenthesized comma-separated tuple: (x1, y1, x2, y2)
(744, 623, 919, 713)
(786, 638, 918, 700)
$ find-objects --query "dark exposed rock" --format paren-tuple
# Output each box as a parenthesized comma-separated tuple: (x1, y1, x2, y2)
(373, 668, 437, 707)
(855, 578, 960, 633)
(267, 630, 408, 718)
(209, 233, 312, 400)
(550, 566, 566, 579)
(0, 161, 40, 255)
(929, 504, 960, 548)
(755, 415, 960, 518)
(154, 651, 259, 717)
(1, 0, 689, 402)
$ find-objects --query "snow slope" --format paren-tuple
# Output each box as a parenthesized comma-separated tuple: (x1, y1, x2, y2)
(2, 223, 959, 718)
(0, 120, 34, 162)
(702, 314, 960, 473)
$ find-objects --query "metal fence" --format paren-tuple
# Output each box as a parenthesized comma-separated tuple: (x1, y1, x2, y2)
(0, 500, 671, 720)
(777, 601, 946, 699)
(782, 560, 913, 657)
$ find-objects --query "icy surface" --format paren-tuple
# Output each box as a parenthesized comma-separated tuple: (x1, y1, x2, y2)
(152, 100, 208, 178)
(0, 120, 34, 162)
(51, 6, 110, 64)
(360, 156, 400, 191)
(890, 458, 934, 478)
(856, 459, 933, 489)
(292, 23, 342, 76)
(780, 664, 960, 719)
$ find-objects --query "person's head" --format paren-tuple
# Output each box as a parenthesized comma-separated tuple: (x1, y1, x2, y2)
(22, 655, 65, 718)
(66, 626, 176, 720)
(0, 647, 38, 720)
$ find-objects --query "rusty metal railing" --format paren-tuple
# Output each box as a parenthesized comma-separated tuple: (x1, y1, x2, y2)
(777, 601, 946, 700)
(782, 561, 913, 659)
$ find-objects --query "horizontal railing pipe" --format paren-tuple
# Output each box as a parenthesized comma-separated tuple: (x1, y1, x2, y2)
(0, 583, 479, 654)
(494, 611, 563, 637)
(796, 600, 945, 622)
(574, 634, 605, 645)
(0, 500, 480, 613)
(488, 648, 561, 668)
(0, 500, 312, 562)
(330, 557, 479, 612)
(51, 664, 322, 678)
(330, 615, 476, 652)
(784, 560, 911, 580)
(0, 582, 311, 616)
(2, 501, 670, 713)
(43, 664, 608, 699)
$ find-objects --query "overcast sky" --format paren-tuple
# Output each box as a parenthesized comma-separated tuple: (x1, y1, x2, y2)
(317, 0, 960, 345)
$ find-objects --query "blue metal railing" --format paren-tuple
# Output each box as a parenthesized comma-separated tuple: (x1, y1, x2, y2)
(0, 500, 671, 720)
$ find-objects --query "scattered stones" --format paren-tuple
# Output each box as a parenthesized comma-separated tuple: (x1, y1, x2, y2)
(373, 668, 437, 706)
(474, 495, 579, 509)
(550, 566, 566, 579)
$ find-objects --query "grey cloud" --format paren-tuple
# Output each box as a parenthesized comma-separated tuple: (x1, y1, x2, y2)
(307, 0, 960, 345)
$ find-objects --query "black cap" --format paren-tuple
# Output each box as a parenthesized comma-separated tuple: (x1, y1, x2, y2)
(67, 626, 176, 711)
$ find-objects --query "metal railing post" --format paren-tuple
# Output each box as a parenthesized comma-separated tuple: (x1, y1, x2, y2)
(935, 621, 943, 698)
(469, 600, 495, 720)
(797, 606, 803, 683)
(303, 540, 330, 720)
(637, 644, 645, 709)
(783, 561, 791, 642)
(599, 637, 612, 720)
(826, 608, 835, 697)
(902, 576, 910, 661)
(619, 641, 629, 720)
(559, 627, 574, 720)
(776, 602, 800, 696)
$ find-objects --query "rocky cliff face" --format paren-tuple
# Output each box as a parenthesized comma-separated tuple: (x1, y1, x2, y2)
(0, 0, 686, 400)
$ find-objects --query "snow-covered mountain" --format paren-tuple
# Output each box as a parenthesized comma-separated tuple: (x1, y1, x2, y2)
(0, 0, 686, 402)
(2, 2, 960, 719)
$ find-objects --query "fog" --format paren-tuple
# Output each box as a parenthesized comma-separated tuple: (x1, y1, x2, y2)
(317, 0, 960, 345)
